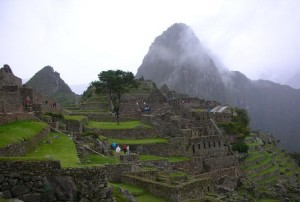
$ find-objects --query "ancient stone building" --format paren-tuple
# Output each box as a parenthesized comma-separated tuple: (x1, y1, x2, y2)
(0, 65, 57, 124)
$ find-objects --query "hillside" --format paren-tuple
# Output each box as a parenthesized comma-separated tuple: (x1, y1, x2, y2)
(26, 66, 77, 105)
(286, 70, 300, 89)
(136, 23, 300, 152)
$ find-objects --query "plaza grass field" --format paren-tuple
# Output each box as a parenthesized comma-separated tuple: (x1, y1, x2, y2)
(105, 137, 168, 145)
(86, 121, 151, 129)
(0, 121, 48, 147)
(25, 132, 80, 167)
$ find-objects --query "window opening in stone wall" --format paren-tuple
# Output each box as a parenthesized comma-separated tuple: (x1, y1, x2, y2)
(198, 144, 200, 149)
(193, 144, 195, 153)
(203, 142, 206, 149)
(218, 141, 221, 147)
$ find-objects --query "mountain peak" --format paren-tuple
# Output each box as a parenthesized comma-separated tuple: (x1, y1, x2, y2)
(136, 23, 225, 101)
(26, 66, 76, 105)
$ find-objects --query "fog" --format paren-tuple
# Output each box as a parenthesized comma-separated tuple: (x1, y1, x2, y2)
(1, 0, 300, 93)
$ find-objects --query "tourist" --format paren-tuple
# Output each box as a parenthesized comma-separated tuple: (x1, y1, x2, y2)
(126, 145, 130, 154)
(116, 146, 121, 154)
(122, 144, 127, 154)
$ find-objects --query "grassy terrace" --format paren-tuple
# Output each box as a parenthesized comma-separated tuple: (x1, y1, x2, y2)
(85, 154, 120, 165)
(140, 155, 189, 163)
(110, 182, 166, 202)
(0, 121, 48, 147)
(87, 121, 152, 129)
(64, 115, 87, 121)
(25, 132, 80, 168)
(105, 137, 169, 145)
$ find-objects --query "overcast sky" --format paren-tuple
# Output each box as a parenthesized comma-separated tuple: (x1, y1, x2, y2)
(1, 0, 300, 93)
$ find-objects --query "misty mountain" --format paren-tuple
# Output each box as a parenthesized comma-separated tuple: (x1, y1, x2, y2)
(136, 23, 300, 151)
(136, 23, 226, 102)
(26, 66, 77, 105)
(285, 70, 300, 89)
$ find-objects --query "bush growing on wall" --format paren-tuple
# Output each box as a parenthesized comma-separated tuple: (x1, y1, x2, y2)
(231, 142, 249, 153)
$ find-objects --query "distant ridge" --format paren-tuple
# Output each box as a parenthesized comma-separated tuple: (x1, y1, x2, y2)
(26, 66, 77, 105)
(136, 23, 300, 151)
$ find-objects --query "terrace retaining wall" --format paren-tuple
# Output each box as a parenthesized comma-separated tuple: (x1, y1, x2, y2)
(0, 160, 113, 202)
(0, 126, 50, 157)
(0, 113, 34, 125)
(122, 173, 213, 202)
(84, 127, 157, 139)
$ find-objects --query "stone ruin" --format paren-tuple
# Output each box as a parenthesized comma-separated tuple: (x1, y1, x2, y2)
(0, 68, 243, 201)
(0, 65, 58, 125)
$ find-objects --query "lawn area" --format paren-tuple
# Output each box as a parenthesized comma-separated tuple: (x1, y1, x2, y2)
(25, 132, 80, 168)
(105, 137, 168, 145)
(87, 121, 151, 129)
(85, 154, 120, 165)
(0, 121, 48, 147)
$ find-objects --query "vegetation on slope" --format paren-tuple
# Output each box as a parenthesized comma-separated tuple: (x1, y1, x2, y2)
(0, 121, 47, 147)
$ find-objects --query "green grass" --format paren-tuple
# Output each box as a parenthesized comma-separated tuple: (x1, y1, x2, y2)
(110, 183, 167, 202)
(64, 115, 87, 121)
(111, 183, 145, 196)
(106, 137, 168, 145)
(167, 156, 190, 162)
(140, 155, 166, 161)
(85, 154, 120, 165)
(140, 155, 189, 163)
(0, 198, 10, 202)
(25, 132, 80, 167)
(0, 121, 48, 147)
(136, 193, 167, 202)
(87, 121, 151, 129)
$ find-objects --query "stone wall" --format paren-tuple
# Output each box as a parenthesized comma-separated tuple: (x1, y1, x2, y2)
(203, 155, 238, 171)
(0, 65, 22, 89)
(84, 128, 157, 139)
(0, 113, 34, 125)
(65, 117, 88, 133)
(0, 160, 113, 202)
(0, 90, 23, 113)
(122, 173, 213, 202)
(104, 164, 133, 182)
(0, 126, 50, 157)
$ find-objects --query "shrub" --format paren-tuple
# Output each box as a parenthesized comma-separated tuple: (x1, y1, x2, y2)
(232, 142, 249, 153)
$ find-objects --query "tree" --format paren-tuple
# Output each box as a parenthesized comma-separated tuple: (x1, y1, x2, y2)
(93, 70, 135, 124)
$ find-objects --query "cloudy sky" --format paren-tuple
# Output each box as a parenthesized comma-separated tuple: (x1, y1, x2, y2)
(1, 0, 300, 93)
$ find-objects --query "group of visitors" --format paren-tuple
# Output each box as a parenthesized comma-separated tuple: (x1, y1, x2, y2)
(111, 142, 130, 154)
